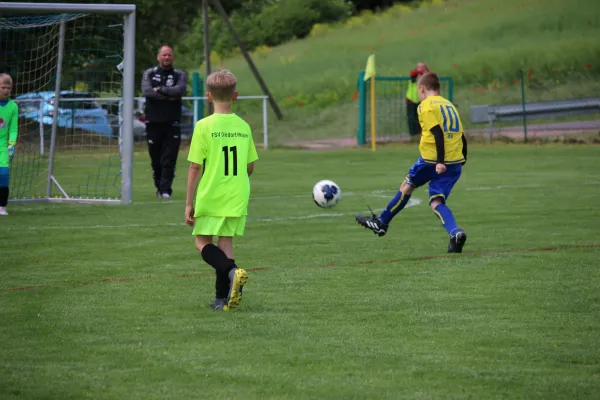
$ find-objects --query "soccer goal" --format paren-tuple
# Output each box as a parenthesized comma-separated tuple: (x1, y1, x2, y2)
(0, 2, 135, 204)
(357, 73, 454, 146)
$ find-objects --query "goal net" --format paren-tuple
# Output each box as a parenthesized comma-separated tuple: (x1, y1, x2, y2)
(0, 3, 135, 204)
(358, 75, 454, 145)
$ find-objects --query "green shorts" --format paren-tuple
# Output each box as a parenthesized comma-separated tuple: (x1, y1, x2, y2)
(192, 216, 247, 237)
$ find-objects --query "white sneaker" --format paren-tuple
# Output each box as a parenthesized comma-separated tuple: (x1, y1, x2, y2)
(0, 207, 8, 216)
(161, 193, 171, 200)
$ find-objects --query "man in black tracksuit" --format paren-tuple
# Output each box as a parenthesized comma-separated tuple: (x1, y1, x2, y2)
(141, 45, 187, 199)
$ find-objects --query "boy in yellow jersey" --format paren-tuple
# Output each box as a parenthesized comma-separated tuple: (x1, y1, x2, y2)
(355, 72, 468, 253)
(185, 69, 258, 310)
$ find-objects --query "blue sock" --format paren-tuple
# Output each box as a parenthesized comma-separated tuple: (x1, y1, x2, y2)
(379, 191, 411, 225)
(433, 203, 460, 235)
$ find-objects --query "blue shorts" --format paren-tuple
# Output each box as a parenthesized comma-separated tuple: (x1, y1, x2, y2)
(0, 167, 9, 187)
(404, 157, 462, 204)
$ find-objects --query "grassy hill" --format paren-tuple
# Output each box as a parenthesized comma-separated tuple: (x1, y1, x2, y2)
(192, 0, 600, 146)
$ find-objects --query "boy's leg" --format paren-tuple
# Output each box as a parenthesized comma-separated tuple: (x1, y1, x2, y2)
(196, 236, 234, 298)
(217, 236, 236, 299)
(0, 166, 9, 214)
(355, 158, 434, 236)
(428, 164, 467, 253)
(217, 218, 248, 310)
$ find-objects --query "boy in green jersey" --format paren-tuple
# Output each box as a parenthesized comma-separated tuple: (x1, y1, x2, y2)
(185, 69, 258, 310)
(0, 74, 19, 216)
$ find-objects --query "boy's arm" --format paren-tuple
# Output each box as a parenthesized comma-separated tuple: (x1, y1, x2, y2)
(186, 163, 202, 207)
(430, 125, 445, 164)
(461, 134, 468, 165)
(9, 103, 18, 145)
(247, 162, 255, 176)
(185, 162, 203, 226)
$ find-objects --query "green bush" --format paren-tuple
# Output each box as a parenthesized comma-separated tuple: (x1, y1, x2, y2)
(179, 0, 354, 65)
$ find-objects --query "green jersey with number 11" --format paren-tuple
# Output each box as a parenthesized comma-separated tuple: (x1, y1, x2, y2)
(187, 113, 258, 217)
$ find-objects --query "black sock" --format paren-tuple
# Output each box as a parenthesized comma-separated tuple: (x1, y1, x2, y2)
(0, 187, 8, 207)
(201, 244, 235, 298)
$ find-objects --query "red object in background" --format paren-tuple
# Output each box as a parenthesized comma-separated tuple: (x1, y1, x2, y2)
(298, 102, 304, 107)
(352, 92, 359, 101)
(452, 64, 456, 68)
(483, 69, 487, 74)
(584, 64, 592, 70)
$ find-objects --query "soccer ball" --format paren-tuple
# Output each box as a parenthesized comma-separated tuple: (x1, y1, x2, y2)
(312, 180, 341, 208)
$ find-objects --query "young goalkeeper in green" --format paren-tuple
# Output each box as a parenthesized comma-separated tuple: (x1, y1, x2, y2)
(185, 69, 258, 311)
(0, 74, 18, 216)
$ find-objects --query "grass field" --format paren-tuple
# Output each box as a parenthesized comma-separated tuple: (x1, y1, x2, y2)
(2, 144, 600, 399)
(196, 0, 600, 143)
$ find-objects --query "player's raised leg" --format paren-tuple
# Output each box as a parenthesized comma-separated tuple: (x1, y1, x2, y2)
(355, 158, 432, 236)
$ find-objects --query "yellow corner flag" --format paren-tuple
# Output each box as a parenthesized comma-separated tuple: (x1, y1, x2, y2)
(364, 54, 376, 151)
(364, 54, 376, 81)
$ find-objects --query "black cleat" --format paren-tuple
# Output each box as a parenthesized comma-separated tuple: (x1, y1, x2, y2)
(355, 213, 389, 237)
(448, 229, 467, 253)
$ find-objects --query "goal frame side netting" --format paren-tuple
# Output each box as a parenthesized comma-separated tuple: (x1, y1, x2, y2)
(0, 2, 136, 205)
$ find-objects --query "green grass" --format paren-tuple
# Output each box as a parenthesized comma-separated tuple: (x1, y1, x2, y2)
(2, 144, 600, 399)
(194, 0, 600, 144)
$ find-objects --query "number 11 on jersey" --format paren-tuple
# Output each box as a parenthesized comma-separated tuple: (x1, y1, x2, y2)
(222, 146, 238, 176)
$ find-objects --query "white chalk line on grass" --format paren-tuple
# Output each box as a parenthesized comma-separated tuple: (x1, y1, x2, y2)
(4, 198, 422, 231)
(13, 183, 563, 210)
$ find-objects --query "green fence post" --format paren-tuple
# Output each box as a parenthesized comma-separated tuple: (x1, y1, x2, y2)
(519, 69, 528, 143)
(357, 71, 366, 146)
(192, 72, 204, 120)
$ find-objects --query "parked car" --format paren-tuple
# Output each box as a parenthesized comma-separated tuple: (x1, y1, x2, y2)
(107, 114, 147, 141)
(15, 91, 113, 137)
(136, 98, 195, 139)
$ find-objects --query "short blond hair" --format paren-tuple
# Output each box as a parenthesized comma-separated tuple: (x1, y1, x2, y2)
(206, 69, 237, 102)
(0, 73, 13, 86)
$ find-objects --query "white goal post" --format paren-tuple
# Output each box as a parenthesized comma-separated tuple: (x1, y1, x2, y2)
(0, 2, 135, 204)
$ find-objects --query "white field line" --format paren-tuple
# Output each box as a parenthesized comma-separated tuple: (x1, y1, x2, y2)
(4, 198, 421, 231)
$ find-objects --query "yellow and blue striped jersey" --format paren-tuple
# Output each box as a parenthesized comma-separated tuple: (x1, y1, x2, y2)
(417, 95, 464, 164)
